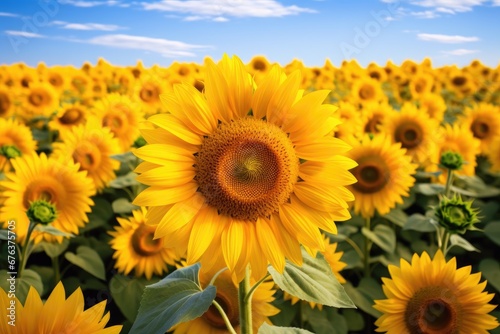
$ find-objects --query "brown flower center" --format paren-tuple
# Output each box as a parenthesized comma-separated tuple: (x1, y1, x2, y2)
(351, 157, 390, 193)
(452, 76, 466, 87)
(29, 90, 49, 107)
(364, 114, 383, 134)
(60, 108, 84, 125)
(359, 84, 375, 100)
(405, 286, 461, 334)
(139, 83, 160, 103)
(203, 294, 240, 329)
(470, 119, 489, 139)
(131, 224, 163, 256)
(0, 92, 11, 116)
(196, 118, 299, 221)
(49, 74, 63, 87)
(395, 121, 423, 149)
(253, 59, 267, 71)
(72, 144, 101, 171)
(23, 178, 65, 209)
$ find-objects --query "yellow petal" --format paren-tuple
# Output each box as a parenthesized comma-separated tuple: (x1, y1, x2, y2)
(148, 114, 203, 145)
(133, 182, 198, 207)
(267, 70, 301, 127)
(251, 65, 284, 119)
(187, 207, 222, 263)
(256, 217, 285, 272)
(279, 203, 324, 250)
(136, 165, 195, 187)
(221, 220, 244, 272)
(134, 144, 195, 165)
(295, 137, 352, 161)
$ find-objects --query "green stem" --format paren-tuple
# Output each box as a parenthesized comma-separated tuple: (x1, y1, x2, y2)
(18, 222, 36, 277)
(52, 256, 61, 284)
(441, 231, 451, 256)
(212, 300, 237, 334)
(208, 267, 228, 286)
(445, 169, 453, 198)
(238, 266, 253, 334)
(245, 274, 270, 304)
(364, 216, 372, 278)
(345, 237, 364, 260)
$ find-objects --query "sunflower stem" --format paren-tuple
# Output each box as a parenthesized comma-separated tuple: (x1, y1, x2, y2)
(345, 237, 364, 260)
(238, 266, 253, 334)
(212, 300, 237, 334)
(364, 216, 372, 278)
(18, 221, 36, 277)
(441, 231, 451, 256)
(52, 256, 61, 284)
(245, 273, 270, 304)
(444, 169, 453, 198)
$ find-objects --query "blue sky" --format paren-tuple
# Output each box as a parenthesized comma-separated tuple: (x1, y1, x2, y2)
(1, 0, 499, 68)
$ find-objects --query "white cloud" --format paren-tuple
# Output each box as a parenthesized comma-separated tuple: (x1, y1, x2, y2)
(0, 12, 20, 17)
(417, 33, 479, 43)
(86, 34, 210, 57)
(4, 30, 45, 38)
(409, 0, 488, 13)
(441, 48, 479, 55)
(213, 16, 229, 22)
(141, 0, 316, 20)
(494, 0, 500, 5)
(51, 21, 125, 31)
(410, 10, 440, 18)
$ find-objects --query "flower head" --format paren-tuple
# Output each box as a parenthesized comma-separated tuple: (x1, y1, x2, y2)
(435, 194, 480, 234)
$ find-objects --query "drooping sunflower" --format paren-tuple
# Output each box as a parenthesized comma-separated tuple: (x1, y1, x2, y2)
(51, 121, 120, 192)
(172, 265, 279, 334)
(374, 250, 499, 334)
(133, 55, 356, 282)
(346, 134, 417, 218)
(284, 233, 347, 309)
(382, 103, 439, 167)
(0, 153, 95, 243)
(48, 102, 89, 139)
(458, 102, 500, 155)
(21, 81, 59, 118)
(0, 118, 37, 172)
(0, 281, 122, 334)
(91, 93, 144, 152)
(109, 207, 178, 280)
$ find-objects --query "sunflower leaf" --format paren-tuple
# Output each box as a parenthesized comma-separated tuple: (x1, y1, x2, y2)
(361, 225, 396, 253)
(479, 259, 500, 293)
(258, 323, 314, 334)
(448, 234, 480, 252)
(268, 249, 355, 309)
(403, 213, 438, 232)
(129, 263, 216, 334)
(0, 269, 43, 304)
(35, 224, 74, 238)
(64, 246, 106, 280)
(484, 221, 500, 246)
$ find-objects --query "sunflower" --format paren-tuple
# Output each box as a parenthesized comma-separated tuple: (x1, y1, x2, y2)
(0, 153, 95, 243)
(0, 281, 122, 334)
(91, 93, 144, 152)
(41, 66, 70, 93)
(51, 121, 120, 192)
(408, 72, 434, 100)
(22, 81, 59, 118)
(374, 250, 499, 334)
(383, 103, 439, 167)
(0, 118, 37, 172)
(361, 102, 397, 136)
(350, 76, 385, 105)
(458, 102, 500, 154)
(346, 134, 417, 218)
(0, 85, 15, 118)
(418, 92, 446, 122)
(133, 76, 167, 116)
(133, 55, 356, 282)
(284, 233, 347, 309)
(109, 207, 178, 280)
(48, 102, 88, 139)
(367, 63, 388, 83)
(172, 265, 279, 334)
(333, 101, 364, 139)
(429, 124, 480, 183)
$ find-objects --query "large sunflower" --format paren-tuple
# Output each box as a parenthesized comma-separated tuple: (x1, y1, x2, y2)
(346, 134, 417, 218)
(374, 250, 499, 334)
(172, 265, 279, 334)
(51, 121, 120, 192)
(0, 282, 122, 334)
(133, 55, 356, 282)
(458, 102, 500, 154)
(108, 207, 179, 280)
(48, 102, 89, 139)
(383, 103, 439, 167)
(0, 153, 95, 243)
(0, 118, 37, 172)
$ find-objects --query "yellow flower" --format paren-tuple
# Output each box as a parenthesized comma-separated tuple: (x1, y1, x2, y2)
(333, 101, 364, 139)
(133, 75, 167, 115)
(0, 84, 15, 118)
(0, 153, 95, 243)
(133, 55, 356, 282)
(374, 250, 499, 334)
(172, 265, 279, 334)
(361, 102, 397, 136)
(91, 93, 144, 152)
(347, 134, 417, 218)
(418, 92, 446, 121)
(109, 207, 179, 280)
(22, 81, 59, 118)
(487, 136, 500, 173)
(0, 281, 122, 334)
(48, 102, 88, 139)
(0, 118, 37, 172)
(51, 121, 120, 192)
(408, 72, 434, 100)
(41, 65, 70, 93)
(350, 76, 385, 105)
(458, 102, 500, 154)
(383, 103, 439, 167)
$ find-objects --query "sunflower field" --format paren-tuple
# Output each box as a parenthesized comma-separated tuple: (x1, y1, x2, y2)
(0, 55, 500, 334)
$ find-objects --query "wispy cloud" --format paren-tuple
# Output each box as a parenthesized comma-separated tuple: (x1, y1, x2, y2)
(410, 10, 440, 18)
(410, 0, 489, 13)
(441, 48, 479, 55)
(0, 12, 20, 17)
(417, 33, 479, 43)
(86, 34, 210, 57)
(5, 30, 45, 38)
(58, 0, 122, 7)
(51, 21, 125, 31)
(142, 0, 316, 21)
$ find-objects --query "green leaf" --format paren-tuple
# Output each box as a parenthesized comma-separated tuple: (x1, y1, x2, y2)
(302, 305, 348, 334)
(38, 239, 70, 258)
(268, 249, 355, 309)
(110, 275, 158, 322)
(343, 309, 365, 331)
(343, 282, 382, 318)
(269, 293, 299, 327)
(112, 198, 139, 214)
(0, 269, 43, 304)
(0, 230, 8, 240)
(258, 323, 314, 334)
(64, 246, 106, 280)
(109, 171, 138, 189)
(361, 225, 395, 253)
(403, 213, 438, 232)
(383, 209, 408, 227)
(484, 221, 500, 246)
(449, 234, 479, 252)
(129, 263, 216, 334)
(479, 258, 500, 293)
(34, 224, 74, 238)
(414, 183, 445, 196)
(80, 196, 114, 233)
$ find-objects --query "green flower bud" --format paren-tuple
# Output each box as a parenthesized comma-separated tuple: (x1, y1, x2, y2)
(435, 195, 479, 234)
(27, 200, 57, 225)
(439, 150, 463, 171)
(0, 145, 22, 159)
(133, 136, 147, 148)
